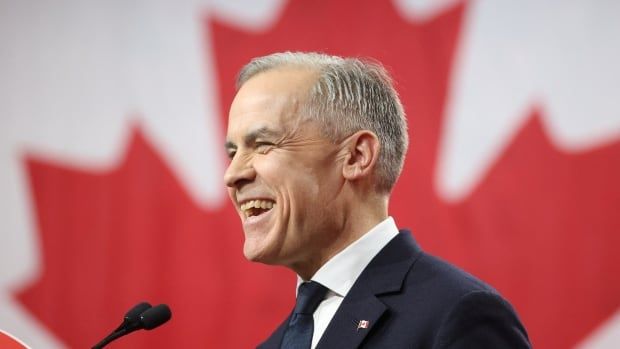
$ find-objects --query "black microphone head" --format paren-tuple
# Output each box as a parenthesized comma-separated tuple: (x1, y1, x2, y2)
(124, 302, 152, 323)
(139, 304, 171, 330)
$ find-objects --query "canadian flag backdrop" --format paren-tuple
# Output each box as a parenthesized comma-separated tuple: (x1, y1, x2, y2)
(1, 0, 619, 348)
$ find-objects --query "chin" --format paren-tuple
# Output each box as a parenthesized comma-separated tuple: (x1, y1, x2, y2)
(243, 242, 271, 264)
(242, 243, 260, 261)
(244, 245, 288, 268)
(242, 226, 284, 264)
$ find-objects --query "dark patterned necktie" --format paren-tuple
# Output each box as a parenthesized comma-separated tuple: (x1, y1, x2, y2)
(280, 281, 328, 349)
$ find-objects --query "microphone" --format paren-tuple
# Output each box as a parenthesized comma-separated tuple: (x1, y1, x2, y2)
(138, 304, 172, 330)
(92, 303, 172, 349)
(113, 302, 152, 332)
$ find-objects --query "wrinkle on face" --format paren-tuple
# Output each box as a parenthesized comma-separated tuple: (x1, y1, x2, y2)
(225, 67, 356, 275)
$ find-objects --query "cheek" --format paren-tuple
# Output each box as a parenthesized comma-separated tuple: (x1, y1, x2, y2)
(254, 154, 313, 192)
(253, 153, 288, 179)
(226, 188, 237, 211)
(227, 187, 235, 200)
(254, 152, 336, 205)
(310, 159, 342, 194)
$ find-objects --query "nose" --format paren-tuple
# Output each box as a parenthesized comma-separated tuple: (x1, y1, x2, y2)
(224, 153, 256, 189)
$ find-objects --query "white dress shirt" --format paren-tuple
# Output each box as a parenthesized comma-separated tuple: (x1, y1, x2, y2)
(295, 217, 399, 349)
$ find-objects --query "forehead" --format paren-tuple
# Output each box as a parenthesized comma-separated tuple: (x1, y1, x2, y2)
(227, 68, 317, 137)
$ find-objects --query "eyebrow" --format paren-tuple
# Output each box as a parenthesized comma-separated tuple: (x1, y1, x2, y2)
(224, 126, 281, 151)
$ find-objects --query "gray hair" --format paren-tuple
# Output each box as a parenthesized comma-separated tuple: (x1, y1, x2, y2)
(236, 52, 409, 193)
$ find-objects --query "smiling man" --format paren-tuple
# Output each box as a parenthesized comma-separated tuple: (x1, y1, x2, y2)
(224, 52, 531, 349)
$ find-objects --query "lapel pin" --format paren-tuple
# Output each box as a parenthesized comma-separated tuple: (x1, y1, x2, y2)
(357, 320, 369, 330)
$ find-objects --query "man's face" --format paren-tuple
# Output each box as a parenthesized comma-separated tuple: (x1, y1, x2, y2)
(224, 68, 344, 269)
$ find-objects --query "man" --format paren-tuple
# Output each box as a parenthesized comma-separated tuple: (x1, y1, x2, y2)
(224, 52, 531, 349)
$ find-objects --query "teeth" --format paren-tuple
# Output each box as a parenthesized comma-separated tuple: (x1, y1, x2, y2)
(240, 199, 275, 214)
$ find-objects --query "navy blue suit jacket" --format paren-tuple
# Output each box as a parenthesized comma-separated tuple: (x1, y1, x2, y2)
(258, 231, 531, 348)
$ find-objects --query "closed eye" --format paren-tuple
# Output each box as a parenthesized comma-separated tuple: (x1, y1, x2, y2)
(224, 140, 237, 160)
(255, 142, 275, 153)
(226, 148, 236, 159)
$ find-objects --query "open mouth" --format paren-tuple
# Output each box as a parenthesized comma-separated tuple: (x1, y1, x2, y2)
(240, 199, 275, 218)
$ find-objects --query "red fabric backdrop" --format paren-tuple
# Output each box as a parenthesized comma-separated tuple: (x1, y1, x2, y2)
(3, 1, 619, 348)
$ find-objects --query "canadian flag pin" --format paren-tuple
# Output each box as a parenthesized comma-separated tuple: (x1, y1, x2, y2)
(357, 320, 369, 330)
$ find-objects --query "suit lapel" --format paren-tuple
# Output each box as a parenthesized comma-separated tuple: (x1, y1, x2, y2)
(257, 231, 422, 349)
(315, 294, 387, 349)
(316, 231, 422, 349)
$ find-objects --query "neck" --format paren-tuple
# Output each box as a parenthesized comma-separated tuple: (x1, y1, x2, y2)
(292, 194, 389, 280)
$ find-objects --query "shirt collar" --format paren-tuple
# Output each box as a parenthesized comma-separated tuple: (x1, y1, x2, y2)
(297, 217, 399, 297)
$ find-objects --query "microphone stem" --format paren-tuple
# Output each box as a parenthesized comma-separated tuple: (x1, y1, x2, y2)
(92, 328, 128, 349)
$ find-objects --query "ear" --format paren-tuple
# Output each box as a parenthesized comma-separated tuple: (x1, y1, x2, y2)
(341, 130, 380, 181)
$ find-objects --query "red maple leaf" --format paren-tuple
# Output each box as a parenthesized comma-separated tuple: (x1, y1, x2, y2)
(16, 1, 620, 348)
(210, 1, 620, 348)
(17, 127, 293, 348)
